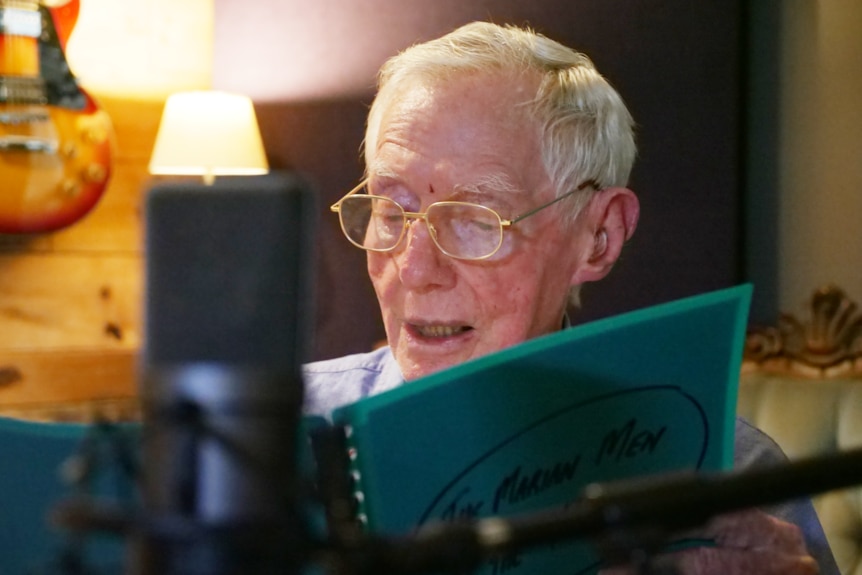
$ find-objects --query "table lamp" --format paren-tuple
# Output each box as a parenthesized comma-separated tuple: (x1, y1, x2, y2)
(148, 91, 268, 185)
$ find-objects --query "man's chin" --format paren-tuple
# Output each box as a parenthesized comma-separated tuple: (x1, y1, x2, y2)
(397, 354, 465, 382)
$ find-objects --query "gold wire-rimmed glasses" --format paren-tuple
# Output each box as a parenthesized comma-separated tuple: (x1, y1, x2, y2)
(330, 178, 599, 261)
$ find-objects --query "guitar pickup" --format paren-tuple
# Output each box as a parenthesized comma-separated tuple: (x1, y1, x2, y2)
(0, 76, 47, 104)
(0, 111, 50, 125)
(0, 136, 57, 153)
(0, 5, 42, 38)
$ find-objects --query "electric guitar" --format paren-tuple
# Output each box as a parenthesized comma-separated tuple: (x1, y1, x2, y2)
(0, 0, 113, 233)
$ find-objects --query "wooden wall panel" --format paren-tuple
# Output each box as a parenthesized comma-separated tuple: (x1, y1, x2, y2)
(0, 253, 141, 349)
(0, 348, 138, 421)
(0, 96, 162, 419)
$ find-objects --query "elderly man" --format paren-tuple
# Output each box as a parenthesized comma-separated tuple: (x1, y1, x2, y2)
(304, 21, 836, 575)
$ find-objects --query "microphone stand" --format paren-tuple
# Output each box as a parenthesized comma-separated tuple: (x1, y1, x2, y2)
(53, 422, 862, 575)
(310, 437, 862, 575)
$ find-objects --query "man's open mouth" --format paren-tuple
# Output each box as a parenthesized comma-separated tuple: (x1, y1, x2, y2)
(413, 325, 473, 338)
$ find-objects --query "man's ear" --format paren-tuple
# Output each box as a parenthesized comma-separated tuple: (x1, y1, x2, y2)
(571, 187, 640, 284)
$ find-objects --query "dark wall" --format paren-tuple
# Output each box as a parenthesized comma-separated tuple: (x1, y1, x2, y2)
(214, 1, 745, 361)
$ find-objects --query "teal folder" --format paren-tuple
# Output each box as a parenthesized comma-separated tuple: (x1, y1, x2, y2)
(330, 285, 752, 574)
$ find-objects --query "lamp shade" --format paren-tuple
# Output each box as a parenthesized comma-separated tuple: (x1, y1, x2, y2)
(149, 91, 269, 183)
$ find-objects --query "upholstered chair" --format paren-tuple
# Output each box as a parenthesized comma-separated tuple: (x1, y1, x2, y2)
(738, 285, 862, 575)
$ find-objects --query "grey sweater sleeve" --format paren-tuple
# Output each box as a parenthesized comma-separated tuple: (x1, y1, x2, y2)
(734, 417, 840, 575)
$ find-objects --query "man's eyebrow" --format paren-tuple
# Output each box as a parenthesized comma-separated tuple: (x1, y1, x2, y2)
(455, 173, 522, 196)
(365, 163, 402, 182)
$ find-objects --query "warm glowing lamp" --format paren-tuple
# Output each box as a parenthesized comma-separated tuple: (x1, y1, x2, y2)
(149, 91, 269, 185)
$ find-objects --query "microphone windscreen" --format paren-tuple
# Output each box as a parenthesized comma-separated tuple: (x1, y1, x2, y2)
(143, 173, 317, 371)
(137, 173, 318, 574)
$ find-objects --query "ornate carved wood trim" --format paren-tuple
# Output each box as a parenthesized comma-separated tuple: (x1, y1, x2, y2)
(743, 285, 862, 378)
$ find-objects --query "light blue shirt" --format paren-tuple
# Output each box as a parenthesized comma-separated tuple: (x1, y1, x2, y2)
(303, 346, 839, 574)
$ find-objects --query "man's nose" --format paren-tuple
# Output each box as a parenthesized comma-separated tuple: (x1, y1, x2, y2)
(396, 218, 453, 289)
(400, 216, 437, 250)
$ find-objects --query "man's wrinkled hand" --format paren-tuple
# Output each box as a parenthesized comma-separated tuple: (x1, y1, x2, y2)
(599, 509, 819, 575)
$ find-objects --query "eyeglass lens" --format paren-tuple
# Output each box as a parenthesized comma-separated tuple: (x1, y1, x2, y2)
(338, 195, 504, 259)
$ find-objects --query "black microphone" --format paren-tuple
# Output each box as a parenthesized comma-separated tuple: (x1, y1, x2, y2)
(137, 173, 317, 575)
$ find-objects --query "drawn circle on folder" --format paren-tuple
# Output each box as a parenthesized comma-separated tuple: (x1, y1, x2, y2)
(417, 385, 710, 526)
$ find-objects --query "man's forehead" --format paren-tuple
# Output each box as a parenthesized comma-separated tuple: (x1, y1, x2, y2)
(367, 163, 524, 194)
(367, 72, 548, 200)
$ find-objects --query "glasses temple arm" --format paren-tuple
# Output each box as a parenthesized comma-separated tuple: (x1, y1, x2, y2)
(331, 178, 371, 211)
(507, 179, 600, 225)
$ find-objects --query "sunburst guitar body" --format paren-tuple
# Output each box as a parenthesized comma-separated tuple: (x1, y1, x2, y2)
(0, 0, 112, 233)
